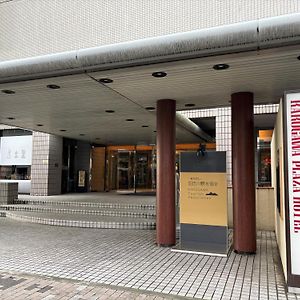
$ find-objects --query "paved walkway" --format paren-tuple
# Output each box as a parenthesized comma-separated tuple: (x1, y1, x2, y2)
(0, 270, 185, 300)
(0, 218, 299, 300)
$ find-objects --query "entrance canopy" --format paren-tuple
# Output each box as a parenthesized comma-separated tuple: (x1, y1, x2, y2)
(0, 13, 300, 144)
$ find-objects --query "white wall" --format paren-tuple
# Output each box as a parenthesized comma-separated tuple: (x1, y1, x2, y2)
(227, 187, 275, 231)
(1, 0, 300, 61)
(271, 101, 287, 280)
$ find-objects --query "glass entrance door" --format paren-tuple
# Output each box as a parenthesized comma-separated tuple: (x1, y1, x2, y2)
(117, 151, 134, 191)
(135, 151, 151, 191)
(116, 150, 156, 193)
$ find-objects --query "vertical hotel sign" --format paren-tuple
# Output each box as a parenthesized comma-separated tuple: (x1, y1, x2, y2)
(286, 92, 300, 276)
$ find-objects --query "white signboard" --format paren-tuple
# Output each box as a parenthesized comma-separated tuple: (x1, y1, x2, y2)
(286, 92, 300, 276)
(0, 136, 32, 166)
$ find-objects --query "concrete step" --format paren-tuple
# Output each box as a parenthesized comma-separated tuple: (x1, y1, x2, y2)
(17, 193, 156, 208)
(14, 199, 156, 210)
(0, 204, 156, 219)
(5, 211, 156, 230)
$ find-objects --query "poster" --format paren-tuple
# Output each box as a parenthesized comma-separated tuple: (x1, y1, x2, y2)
(0, 136, 32, 166)
(180, 172, 227, 226)
(78, 170, 86, 187)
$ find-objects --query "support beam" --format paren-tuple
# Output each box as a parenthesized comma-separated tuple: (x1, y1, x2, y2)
(231, 92, 256, 254)
(156, 99, 176, 246)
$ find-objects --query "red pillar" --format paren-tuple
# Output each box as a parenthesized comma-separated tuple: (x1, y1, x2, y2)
(231, 92, 256, 254)
(156, 99, 176, 246)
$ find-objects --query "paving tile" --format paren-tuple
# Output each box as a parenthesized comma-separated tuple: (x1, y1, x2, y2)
(0, 216, 299, 299)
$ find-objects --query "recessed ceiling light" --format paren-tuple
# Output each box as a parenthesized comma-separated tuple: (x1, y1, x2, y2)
(185, 103, 195, 107)
(1, 89, 15, 94)
(152, 71, 167, 78)
(79, 133, 85, 136)
(99, 78, 113, 84)
(142, 125, 149, 128)
(7, 117, 15, 120)
(47, 84, 60, 89)
(60, 129, 66, 132)
(145, 106, 155, 111)
(105, 110, 115, 113)
(36, 124, 43, 127)
(213, 64, 229, 70)
(126, 118, 134, 122)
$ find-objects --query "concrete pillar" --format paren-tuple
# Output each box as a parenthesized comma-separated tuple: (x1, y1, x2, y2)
(31, 132, 62, 196)
(156, 99, 176, 246)
(231, 92, 256, 254)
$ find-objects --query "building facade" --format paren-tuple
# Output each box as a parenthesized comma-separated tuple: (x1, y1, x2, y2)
(0, 0, 300, 293)
(1, 0, 300, 61)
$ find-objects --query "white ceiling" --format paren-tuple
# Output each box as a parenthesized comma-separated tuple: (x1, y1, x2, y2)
(0, 45, 299, 145)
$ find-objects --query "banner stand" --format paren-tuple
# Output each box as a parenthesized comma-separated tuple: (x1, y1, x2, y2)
(172, 151, 230, 257)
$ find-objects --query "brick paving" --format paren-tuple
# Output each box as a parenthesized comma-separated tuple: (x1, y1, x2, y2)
(0, 271, 183, 300)
(0, 218, 299, 299)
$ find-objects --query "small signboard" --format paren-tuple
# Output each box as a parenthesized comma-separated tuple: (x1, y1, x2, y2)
(78, 170, 86, 187)
(178, 151, 228, 256)
(0, 136, 32, 166)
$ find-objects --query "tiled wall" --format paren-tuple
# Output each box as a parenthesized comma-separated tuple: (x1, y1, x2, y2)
(30, 132, 62, 196)
(30, 132, 49, 196)
(1, 0, 300, 60)
(0, 182, 18, 204)
(180, 104, 279, 186)
(216, 108, 232, 185)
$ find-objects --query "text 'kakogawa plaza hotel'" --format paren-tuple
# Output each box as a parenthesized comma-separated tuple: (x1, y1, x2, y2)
(0, 1, 300, 298)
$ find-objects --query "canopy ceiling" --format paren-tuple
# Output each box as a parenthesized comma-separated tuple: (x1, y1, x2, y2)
(0, 45, 299, 144)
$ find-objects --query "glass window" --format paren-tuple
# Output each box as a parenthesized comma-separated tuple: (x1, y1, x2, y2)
(0, 165, 31, 180)
(257, 130, 272, 187)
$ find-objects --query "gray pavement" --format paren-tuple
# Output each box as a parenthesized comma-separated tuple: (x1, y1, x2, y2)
(0, 217, 299, 299)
